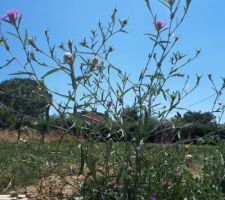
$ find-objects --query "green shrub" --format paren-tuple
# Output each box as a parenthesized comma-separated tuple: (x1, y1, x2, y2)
(0, 107, 20, 129)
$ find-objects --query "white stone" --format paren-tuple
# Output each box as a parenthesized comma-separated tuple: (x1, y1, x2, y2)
(0, 195, 28, 200)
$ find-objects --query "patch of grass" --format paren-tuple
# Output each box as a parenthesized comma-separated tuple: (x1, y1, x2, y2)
(0, 140, 80, 189)
(0, 140, 225, 199)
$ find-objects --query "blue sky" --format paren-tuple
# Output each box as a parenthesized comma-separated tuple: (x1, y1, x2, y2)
(0, 0, 225, 120)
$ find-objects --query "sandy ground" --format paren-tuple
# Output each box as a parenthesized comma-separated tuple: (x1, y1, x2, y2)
(0, 129, 75, 143)
(0, 130, 85, 199)
(17, 174, 86, 200)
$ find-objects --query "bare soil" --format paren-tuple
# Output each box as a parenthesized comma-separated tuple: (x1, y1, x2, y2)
(0, 129, 75, 143)
(17, 174, 86, 200)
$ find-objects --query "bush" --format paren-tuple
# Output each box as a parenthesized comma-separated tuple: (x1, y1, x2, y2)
(0, 107, 20, 129)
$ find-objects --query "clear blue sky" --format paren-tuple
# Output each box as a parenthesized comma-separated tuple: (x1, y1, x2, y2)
(0, 0, 225, 120)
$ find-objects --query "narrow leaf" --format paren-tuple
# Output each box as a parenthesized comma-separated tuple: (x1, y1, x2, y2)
(23, 29, 28, 49)
(9, 71, 34, 76)
(41, 68, 61, 79)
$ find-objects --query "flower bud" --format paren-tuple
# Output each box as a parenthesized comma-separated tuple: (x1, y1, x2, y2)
(127, 166, 133, 175)
(175, 36, 179, 42)
(185, 154, 193, 162)
(196, 48, 201, 55)
(108, 46, 114, 52)
(80, 38, 87, 47)
(163, 180, 169, 189)
(108, 138, 113, 143)
(106, 100, 112, 109)
(59, 43, 64, 49)
(64, 52, 73, 63)
(121, 19, 128, 26)
(67, 40, 73, 51)
(28, 38, 35, 46)
(107, 181, 115, 189)
(90, 56, 99, 66)
(208, 74, 212, 80)
(29, 51, 35, 60)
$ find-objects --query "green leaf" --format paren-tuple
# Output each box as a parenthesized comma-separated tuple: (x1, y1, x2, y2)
(23, 29, 28, 49)
(18, 15, 22, 28)
(0, 37, 10, 51)
(158, 40, 171, 44)
(41, 68, 61, 79)
(177, 131, 181, 140)
(168, 0, 175, 7)
(158, 0, 170, 9)
(76, 75, 91, 82)
(123, 87, 132, 95)
(51, 91, 71, 99)
(79, 145, 85, 175)
(6, 31, 19, 39)
(79, 55, 89, 65)
(117, 83, 123, 94)
(145, 33, 157, 38)
(50, 45, 55, 58)
(144, 0, 151, 9)
(161, 89, 167, 100)
(0, 58, 15, 69)
(86, 157, 97, 183)
(9, 71, 34, 76)
(148, 36, 157, 42)
(186, 0, 191, 8)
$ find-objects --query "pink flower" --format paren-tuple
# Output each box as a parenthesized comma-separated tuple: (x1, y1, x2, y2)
(0, 9, 20, 24)
(153, 20, 166, 31)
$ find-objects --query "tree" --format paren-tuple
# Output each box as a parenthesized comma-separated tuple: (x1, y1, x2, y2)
(122, 106, 139, 123)
(183, 111, 216, 125)
(0, 78, 52, 118)
(172, 111, 218, 142)
(121, 106, 161, 141)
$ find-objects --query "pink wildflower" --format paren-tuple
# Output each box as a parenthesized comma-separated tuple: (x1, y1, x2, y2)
(153, 20, 166, 31)
(0, 9, 19, 24)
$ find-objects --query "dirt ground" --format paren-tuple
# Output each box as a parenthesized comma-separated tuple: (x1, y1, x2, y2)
(0, 129, 85, 199)
(17, 174, 86, 200)
(0, 129, 76, 143)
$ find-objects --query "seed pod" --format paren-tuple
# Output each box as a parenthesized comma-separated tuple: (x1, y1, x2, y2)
(107, 181, 115, 189)
(64, 52, 73, 63)
(127, 166, 133, 175)
(91, 56, 99, 66)
(185, 154, 193, 162)
(163, 180, 169, 189)
(106, 100, 112, 108)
